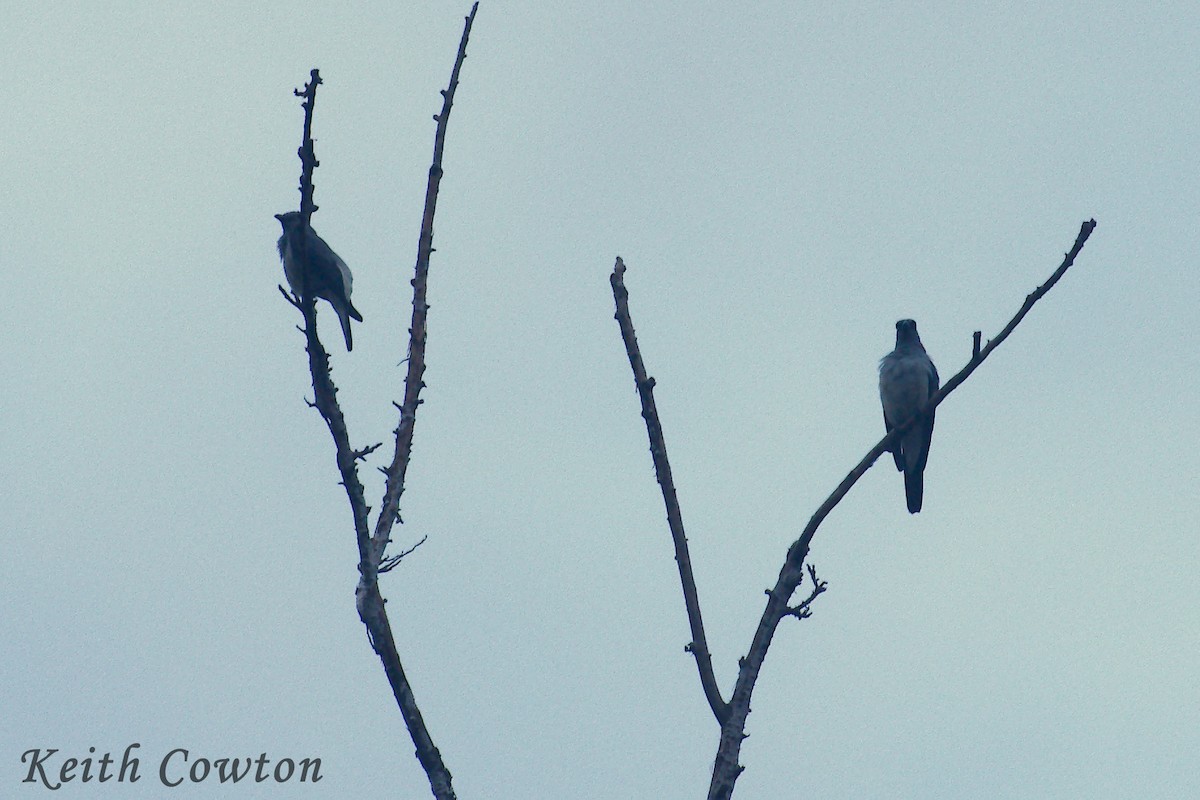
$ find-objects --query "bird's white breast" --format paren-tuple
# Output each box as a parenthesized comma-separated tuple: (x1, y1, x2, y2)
(280, 239, 305, 296)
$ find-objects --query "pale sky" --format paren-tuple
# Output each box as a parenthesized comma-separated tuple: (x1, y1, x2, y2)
(3, 3, 1198, 798)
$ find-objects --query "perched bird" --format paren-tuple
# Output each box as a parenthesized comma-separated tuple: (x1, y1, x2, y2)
(274, 211, 363, 351)
(878, 319, 940, 513)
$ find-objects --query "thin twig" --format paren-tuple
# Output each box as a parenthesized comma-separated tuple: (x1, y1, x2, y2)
(353, 442, 384, 461)
(784, 564, 827, 620)
(610, 256, 730, 724)
(294, 69, 321, 224)
(279, 284, 302, 309)
(380, 535, 430, 573)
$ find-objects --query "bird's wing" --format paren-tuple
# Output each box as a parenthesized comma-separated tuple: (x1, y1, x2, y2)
(331, 251, 353, 296)
(926, 359, 940, 423)
(879, 355, 906, 472)
(304, 229, 352, 297)
(327, 249, 361, 320)
(913, 357, 939, 472)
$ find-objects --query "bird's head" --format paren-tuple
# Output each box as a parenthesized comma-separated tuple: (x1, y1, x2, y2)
(274, 211, 303, 231)
(895, 318, 922, 347)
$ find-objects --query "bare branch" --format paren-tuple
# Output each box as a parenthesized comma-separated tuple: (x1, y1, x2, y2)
(786, 218, 1098, 571)
(707, 218, 1098, 800)
(283, 68, 376, 569)
(610, 256, 730, 725)
(283, 76, 433, 796)
(379, 535, 430, 573)
(357, 7, 479, 800)
(295, 68, 322, 224)
(352, 442, 383, 461)
(372, 2, 478, 572)
(281, 10, 479, 799)
(278, 284, 302, 309)
(784, 564, 828, 620)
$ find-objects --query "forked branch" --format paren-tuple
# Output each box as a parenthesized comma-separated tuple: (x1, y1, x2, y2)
(282, 7, 480, 800)
(709, 218, 1096, 800)
(610, 220, 1097, 800)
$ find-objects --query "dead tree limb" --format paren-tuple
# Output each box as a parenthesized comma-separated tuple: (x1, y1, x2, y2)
(372, 2, 478, 574)
(283, 69, 376, 575)
(282, 6, 479, 800)
(610, 257, 729, 723)
(710, 218, 1097, 800)
(609, 219, 1097, 800)
(357, 7, 479, 800)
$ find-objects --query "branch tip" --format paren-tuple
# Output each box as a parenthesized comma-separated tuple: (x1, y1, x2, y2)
(610, 255, 728, 724)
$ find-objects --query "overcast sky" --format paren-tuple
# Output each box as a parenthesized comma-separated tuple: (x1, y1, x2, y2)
(4, 3, 1198, 798)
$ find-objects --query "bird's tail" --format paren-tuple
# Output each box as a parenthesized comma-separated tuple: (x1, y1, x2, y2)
(904, 466, 923, 514)
(334, 304, 354, 351)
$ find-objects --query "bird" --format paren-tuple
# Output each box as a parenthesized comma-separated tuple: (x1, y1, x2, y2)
(878, 319, 940, 513)
(274, 211, 363, 351)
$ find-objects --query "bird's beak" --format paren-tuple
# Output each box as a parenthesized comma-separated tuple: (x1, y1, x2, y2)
(273, 213, 285, 222)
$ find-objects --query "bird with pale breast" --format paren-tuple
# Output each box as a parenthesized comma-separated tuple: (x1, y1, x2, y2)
(878, 319, 939, 514)
(274, 211, 363, 352)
